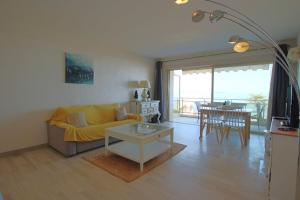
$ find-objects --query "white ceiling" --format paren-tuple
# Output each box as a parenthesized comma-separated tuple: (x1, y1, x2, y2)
(1, 0, 300, 59)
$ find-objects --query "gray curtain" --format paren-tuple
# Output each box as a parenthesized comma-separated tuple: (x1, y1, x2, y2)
(154, 61, 164, 121)
(267, 44, 290, 129)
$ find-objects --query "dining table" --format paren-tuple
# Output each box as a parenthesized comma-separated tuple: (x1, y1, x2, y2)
(199, 104, 251, 145)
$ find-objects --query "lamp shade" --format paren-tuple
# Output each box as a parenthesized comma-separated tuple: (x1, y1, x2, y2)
(139, 80, 151, 89)
(128, 81, 140, 88)
(288, 46, 300, 62)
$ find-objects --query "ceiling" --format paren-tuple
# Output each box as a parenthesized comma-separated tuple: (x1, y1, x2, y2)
(1, 0, 300, 59)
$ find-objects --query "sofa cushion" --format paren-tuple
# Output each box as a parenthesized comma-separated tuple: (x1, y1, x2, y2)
(64, 105, 97, 125)
(67, 112, 88, 128)
(116, 106, 128, 121)
(49, 105, 95, 124)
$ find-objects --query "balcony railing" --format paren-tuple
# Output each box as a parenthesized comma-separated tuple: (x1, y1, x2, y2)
(172, 97, 268, 128)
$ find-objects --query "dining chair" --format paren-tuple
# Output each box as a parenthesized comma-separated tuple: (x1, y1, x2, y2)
(208, 102, 224, 107)
(221, 110, 246, 147)
(230, 103, 247, 110)
(194, 101, 202, 121)
(203, 108, 224, 144)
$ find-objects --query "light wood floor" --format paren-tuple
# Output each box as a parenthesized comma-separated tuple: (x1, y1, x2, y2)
(0, 122, 267, 200)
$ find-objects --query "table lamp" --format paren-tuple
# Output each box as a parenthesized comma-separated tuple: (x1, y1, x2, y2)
(139, 80, 151, 101)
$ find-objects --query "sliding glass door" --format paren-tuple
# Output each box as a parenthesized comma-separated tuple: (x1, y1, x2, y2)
(169, 68, 212, 123)
(169, 63, 273, 132)
(213, 64, 273, 131)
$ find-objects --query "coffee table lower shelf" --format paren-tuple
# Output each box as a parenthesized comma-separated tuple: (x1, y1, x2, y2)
(106, 141, 171, 171)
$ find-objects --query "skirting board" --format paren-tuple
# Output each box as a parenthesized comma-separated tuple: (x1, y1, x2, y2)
(0, 144, 47, 157)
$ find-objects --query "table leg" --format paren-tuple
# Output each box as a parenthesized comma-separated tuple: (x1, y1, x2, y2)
(139, 142, 144, 172)
(200, 112, 204, 139)
(245, 114, 251, 145)
(105, 134, 109, 156)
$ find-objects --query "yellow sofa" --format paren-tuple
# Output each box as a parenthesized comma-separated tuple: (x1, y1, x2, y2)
(47, 103, 142, 156)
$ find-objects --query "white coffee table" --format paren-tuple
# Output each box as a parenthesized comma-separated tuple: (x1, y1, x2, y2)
(105, 123, 174, 171)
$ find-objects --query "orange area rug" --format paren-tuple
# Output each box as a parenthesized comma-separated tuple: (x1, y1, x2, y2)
(83, 143, 186, 182)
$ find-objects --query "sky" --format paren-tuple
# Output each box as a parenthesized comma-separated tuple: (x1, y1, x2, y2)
(172, 64, 273, 102)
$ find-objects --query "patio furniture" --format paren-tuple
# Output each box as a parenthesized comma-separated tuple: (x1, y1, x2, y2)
(252, 102, 266, 128)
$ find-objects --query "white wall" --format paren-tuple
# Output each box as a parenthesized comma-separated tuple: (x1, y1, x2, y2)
(0, 7, 155, 153)
(0, 46, 154, 154)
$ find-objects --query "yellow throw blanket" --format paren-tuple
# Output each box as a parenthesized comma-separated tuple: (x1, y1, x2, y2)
(48, 104, 142, 142)
(49, 119, 137, 141)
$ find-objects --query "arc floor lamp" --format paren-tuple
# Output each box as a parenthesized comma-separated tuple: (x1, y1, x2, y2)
(174, 0, 300, 199)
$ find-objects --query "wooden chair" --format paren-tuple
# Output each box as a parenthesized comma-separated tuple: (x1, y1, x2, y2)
(194, 101, 202, 121)
(207, 102, 224, 107)
(222, 103, 246, 111)
(230, 103, 247, 110)
(221, 110, 246, 147)
(202, 108, 224, 144)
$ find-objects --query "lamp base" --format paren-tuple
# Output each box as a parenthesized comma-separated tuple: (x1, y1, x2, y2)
(141, 88, 148, 101)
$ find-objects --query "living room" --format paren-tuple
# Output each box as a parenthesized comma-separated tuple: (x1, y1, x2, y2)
(0, 0, 300, 200)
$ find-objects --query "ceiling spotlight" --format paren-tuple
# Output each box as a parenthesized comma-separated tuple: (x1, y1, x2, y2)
(228, 35, 241, 44)
(192, 10, 206, 22)
(174, 0, 189, 5)
(228, 36, 250, 53)
(233, 40, 250, 53)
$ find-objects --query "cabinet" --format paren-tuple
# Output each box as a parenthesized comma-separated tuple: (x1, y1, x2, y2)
(130, 100, 161, 123)
(265, 130, 299, 200)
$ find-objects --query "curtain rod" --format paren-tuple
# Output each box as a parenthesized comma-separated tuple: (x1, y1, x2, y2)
(160, 47, 268, 63)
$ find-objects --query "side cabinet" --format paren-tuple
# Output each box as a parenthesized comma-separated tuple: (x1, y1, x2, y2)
(130, 100, 161, 123)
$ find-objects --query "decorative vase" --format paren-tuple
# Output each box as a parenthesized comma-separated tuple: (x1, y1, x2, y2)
(134, 90, 138, 100)
(147, 90, 151, 100)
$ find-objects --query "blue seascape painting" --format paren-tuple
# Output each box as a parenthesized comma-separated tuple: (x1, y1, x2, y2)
(65, 52, 94, 84)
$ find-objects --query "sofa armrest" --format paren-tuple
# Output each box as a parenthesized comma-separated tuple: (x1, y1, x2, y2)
(47, 124, 77, 157)
(127, 113, 143, 121)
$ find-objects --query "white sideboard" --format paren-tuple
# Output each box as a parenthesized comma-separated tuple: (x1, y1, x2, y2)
(130, 100, 161, 123)
(265, 130, 299, 200)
